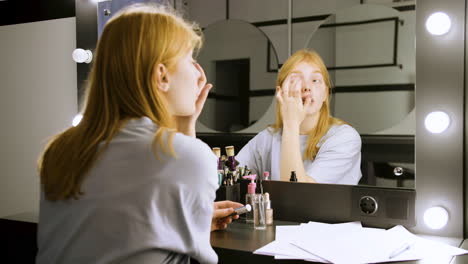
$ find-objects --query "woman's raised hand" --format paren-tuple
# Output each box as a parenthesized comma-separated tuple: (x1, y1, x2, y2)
(174, 63, 212, 137)
(192, 63, 212, 121)
(276, 74, 312, 129)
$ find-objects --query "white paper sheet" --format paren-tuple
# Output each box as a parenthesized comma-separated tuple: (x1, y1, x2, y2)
(254, 225, 329, 262)
(291, 224, 468, 264)
(254, 222, 468, 264)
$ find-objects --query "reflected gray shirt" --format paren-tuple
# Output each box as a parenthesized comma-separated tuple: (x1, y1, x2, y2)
(36, 117, 219, 264)
(236, 124, 362, 185)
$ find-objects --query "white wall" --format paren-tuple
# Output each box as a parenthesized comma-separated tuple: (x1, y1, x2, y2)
(0, 17, 77, 217)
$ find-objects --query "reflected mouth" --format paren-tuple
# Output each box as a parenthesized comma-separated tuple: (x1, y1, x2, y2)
(302, 97, 314, 104)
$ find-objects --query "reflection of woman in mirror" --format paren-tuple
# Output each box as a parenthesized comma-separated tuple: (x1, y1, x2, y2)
(237, 49, 362, 184)
(36, 4, 241, 264)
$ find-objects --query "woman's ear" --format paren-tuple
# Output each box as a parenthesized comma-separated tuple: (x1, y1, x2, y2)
(153, 63, 170, 92)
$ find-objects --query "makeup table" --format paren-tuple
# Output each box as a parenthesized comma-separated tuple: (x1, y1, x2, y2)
(1, 212, 465, 264)
(210, 220, 464, 264)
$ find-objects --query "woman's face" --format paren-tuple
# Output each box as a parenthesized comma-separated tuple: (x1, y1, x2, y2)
(287, 62, 327, 116)
(165, 50, 202, 116)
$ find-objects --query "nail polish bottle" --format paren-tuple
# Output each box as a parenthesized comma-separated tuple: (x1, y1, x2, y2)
(289, 171, 297, 182)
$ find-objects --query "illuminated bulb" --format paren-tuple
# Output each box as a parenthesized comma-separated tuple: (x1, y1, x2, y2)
(72, 114, 83, 127)
(424, 111, 450, 134)
(72, 49, 93, 63)
(424, 206, 449, 230)
(426, 12, 451, 35)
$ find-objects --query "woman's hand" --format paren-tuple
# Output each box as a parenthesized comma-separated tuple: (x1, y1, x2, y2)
(174, 63, 212, 137)
(276, 74, 312, 130)
(211, 200, 243, 232)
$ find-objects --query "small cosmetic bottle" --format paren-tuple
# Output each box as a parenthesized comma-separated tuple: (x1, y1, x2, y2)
(264, 192, 273, 225)
(212, 147, 223, 186)
(289, 171, 298, 182)
(225, 146, 239, 172)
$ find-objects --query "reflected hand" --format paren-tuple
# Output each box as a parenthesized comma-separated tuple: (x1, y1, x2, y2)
(276, 74, 311, 129)
(211, 200, 243, 232)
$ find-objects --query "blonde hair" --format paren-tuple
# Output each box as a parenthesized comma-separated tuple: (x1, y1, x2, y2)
(271, 49, 346, 160)
(38, 4, 202, 201)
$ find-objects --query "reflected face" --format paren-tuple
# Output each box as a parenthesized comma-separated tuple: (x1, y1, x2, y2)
(166, 50, 202, 116)
(288, 62, 327, 116)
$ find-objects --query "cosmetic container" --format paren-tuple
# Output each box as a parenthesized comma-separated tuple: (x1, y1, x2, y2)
(264, 192, 273, 225)
(215, 183, 240, 203)
(225, 146, 239, 172)
(212, 147, 224, 186)
(243, 174, 257, 223)
(253, 194, 266, 230)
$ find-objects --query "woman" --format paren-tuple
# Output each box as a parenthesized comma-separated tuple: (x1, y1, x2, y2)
(236, 49, 362, 185)
(36, 4, 240, 264)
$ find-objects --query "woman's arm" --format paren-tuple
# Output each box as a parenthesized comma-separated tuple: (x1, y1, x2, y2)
(281, 125, 316, 183)
(277, 75, 316, 183)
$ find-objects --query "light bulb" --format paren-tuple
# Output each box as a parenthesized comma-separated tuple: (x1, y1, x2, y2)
(424, 206, 449, 230)
(424, 111, 450, 134)
(426, 12, 451, 35)
(72, 114, 83, 127)
(72, 49, 93, 63)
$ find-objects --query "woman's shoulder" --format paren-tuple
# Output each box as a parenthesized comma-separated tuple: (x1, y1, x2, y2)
(172, 132, 216, 161)
(330, 124, 360, 138)
(248, 127, 279, 143)
(321, 124, 361, 146)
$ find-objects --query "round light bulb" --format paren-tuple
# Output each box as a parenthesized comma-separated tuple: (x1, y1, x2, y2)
(424, 111, 450, 134)
(424, 206, 449, 230)
(72, 114, 83, 127)
(72, 49, 93, 63)
(426, 12, 451, 35)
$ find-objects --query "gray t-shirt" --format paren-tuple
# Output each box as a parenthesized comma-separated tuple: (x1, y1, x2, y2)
(236, 124, 362, 185)
(36, 117, 219, 264)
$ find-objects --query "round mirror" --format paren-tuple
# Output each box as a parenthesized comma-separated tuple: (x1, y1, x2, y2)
(197, 19, 279, 132)
(305, 4, 415, 134)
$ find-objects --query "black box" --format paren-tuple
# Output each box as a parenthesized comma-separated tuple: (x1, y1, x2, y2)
(215, 183, 240, 203)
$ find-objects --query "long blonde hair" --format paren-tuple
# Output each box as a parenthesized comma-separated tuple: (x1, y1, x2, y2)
(38, 4, 202, 201)
(272, 49, 345, 160)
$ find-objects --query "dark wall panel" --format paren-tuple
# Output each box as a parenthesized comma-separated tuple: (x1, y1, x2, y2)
(0, 0, 75, 26)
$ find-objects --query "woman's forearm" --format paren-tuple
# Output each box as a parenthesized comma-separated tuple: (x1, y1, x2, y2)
(280, 125, 316, 183)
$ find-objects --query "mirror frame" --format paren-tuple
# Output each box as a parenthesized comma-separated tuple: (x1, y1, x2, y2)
(414, 0, 464, 237)
(75, 0, 465, 237)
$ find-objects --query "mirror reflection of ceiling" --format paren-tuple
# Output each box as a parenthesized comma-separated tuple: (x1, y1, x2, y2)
(197, 19, 279, 132)
(305, 4, 415, 135)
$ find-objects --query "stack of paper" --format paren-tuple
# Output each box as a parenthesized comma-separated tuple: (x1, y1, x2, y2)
(254, 222, 467, 264)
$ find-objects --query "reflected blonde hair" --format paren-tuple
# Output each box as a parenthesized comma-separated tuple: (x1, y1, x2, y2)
(38, 4, 202, 201)
(271, 49, 346, 160)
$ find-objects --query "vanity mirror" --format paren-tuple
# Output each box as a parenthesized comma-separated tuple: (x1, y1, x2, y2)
(76, 0, 465, 237)
(195, 2, 416, 189)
